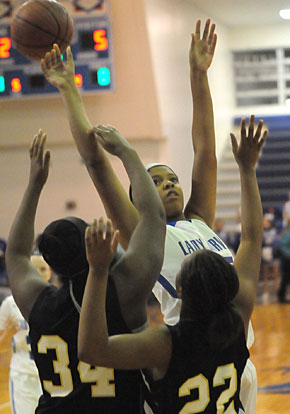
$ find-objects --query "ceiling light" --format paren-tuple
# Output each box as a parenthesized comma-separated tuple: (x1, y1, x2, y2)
(279, 9, 290, 19)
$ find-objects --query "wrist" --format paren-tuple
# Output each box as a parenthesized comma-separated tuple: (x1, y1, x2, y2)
(190, 67, 208, 75)
(58, 78, 77, 94)
(117, 144, 136, 160)
(239, 164, 256, 175)
(89, 263, 110, 277)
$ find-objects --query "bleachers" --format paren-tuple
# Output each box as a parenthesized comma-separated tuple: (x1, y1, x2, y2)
(216, 115, 290, 232)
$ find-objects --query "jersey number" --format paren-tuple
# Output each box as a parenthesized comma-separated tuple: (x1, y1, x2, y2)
(38, 335, 115, 398)
(179, 363, 237, 414)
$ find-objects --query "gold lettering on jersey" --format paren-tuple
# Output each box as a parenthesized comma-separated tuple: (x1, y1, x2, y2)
(37, 335, 116, 398)
(178, 363, 238, 414)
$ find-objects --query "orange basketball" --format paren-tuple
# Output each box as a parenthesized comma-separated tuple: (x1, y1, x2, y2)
(11, 0, 74, 61)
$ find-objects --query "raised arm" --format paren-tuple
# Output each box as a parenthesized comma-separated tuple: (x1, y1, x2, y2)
(41, 45, 138, 249)
(92, 126, 166, 316)
(78, 218, 170, 372)
(184, 19, 217, 228)
(78, 126, 166, 363)
(6, 131, 51, 321)
(231, 116, 267, 333)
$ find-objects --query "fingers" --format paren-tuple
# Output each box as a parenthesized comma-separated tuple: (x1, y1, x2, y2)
(258, 129, 268, 150)
(30, 129, 47, 159)
(210, 33, 217, 54)
(208, 22, 216, 44)
(53, 43, 62, 63)
(202, 18, 210, 40)
(50, 49, 57, 67)
(248, 114, 255, 139)
(230, 133, 238, 155)
(253, 119, 264, 142)
(42, 44, 63, 71)
(195, 19, 201, 40)
(86, 218, 114, 246)
(240, 118, 247, 140)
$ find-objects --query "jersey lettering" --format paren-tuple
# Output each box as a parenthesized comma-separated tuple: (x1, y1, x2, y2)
(37, 335, 116, 398)
(178, 238, 205, 256)
(178, 363, 237, 414)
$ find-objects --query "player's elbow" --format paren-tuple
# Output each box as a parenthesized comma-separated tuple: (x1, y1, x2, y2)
(78, 346, 96, 366)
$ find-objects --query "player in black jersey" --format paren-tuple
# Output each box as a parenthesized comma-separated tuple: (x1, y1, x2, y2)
(78, 116, 267, 414)
(6, 128, 166, 413)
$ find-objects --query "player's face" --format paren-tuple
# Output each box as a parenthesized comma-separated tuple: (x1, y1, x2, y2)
(148, 166, 184, 220)
(31, 255, 51, 282)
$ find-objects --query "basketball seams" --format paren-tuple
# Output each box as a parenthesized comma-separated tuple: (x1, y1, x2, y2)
(11, 0, 74, 60)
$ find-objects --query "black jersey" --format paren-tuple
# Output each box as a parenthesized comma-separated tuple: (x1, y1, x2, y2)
(29, 276, 145, 414)
(151, 320, 249, 414)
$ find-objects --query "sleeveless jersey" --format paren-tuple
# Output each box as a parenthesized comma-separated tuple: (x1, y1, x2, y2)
(29, 276, 145, 414)
(151, 321, 249, 414)
(152, 219, 254, 348)
(0, 295, 39, 376)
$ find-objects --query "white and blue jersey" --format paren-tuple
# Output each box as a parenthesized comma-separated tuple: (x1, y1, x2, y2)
(0, 295, 42, 414)
(152, 219, 254, 348)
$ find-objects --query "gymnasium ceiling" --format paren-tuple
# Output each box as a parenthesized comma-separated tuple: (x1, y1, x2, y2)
(193, 0, 290, 26)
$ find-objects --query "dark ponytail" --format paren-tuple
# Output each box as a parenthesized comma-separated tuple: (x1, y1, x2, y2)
(180, 250, 243, 350)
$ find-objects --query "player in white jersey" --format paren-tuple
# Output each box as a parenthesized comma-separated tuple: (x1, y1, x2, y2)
(0, 255, 50, 414)
(41, 19, 257, 412)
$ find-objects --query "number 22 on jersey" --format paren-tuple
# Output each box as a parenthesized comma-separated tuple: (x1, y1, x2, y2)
(179, 363, 237, 414)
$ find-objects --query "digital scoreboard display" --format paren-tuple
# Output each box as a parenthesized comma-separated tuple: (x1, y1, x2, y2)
(0, 1, 114, 98)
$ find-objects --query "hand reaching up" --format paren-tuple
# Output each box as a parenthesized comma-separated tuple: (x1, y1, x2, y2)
(230, 115, 268, 171)
(189, 19, 217, 72)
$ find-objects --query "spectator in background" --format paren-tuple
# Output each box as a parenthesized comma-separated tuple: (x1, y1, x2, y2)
(261, 214, 280, 303)
(214, 218, 234, 255)
(277, 218, 290, 303)
(282, 191, 290, 228)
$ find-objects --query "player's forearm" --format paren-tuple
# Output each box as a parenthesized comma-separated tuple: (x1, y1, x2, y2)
(78, 269, 109, 365)
(7, 183, 41, 261)
(191, 70, 215, 154)
(239, 166, 263, 244)
(119, 147, 165, 221)
(58, 82, 102, 163)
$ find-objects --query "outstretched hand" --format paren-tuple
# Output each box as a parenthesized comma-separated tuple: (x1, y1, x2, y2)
(189, 19, 217, 72)
(230, 115, 268, 170)
(29, 129, 50, 189)
(41, 44, 75, 89)
(85, 218, 119, 274)
(92, 125, 131, 157)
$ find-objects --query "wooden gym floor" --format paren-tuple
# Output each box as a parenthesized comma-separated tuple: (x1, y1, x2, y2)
(0, 302, 289, 413)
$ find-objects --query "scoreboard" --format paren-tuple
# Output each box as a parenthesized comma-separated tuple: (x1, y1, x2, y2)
(0, 0, 114, 98)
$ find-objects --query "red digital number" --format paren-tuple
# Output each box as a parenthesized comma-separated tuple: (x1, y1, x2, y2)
(93, 29, 108, 51)
(0, 37, 11, 58)
(11, 78, 22, 92)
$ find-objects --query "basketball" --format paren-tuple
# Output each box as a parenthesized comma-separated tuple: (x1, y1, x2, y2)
(10, 0, 74, 61)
